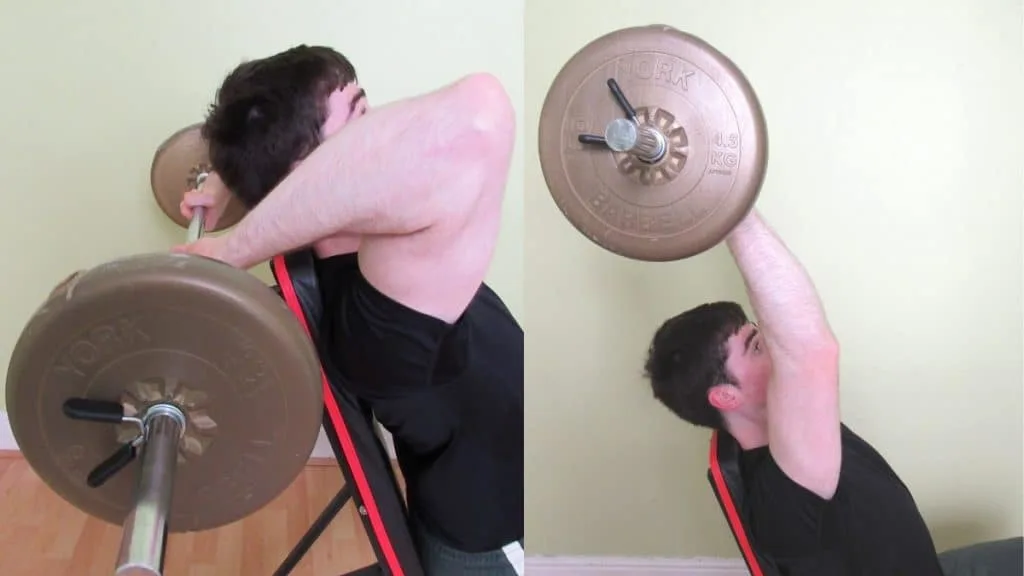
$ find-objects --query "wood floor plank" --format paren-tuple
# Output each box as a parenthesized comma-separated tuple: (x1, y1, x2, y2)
(0, 456, 390, 575)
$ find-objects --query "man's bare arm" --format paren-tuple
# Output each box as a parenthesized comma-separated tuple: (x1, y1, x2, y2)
(727, 210, 842, 499)
(727, 211, 836, 354)
(218, 72, 515, 322)
(220, 72, 514, 270)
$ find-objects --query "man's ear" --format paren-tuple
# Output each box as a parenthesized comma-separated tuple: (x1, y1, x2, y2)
(708, 383, 742, 412)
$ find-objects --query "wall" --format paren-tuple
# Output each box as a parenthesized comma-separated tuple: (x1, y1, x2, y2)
(525, 0, 1023, 559)
(0, 0, 524, 420)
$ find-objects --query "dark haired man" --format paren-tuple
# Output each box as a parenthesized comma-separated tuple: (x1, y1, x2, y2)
(174, 45, 523, 575)
(644, 210, 945, 575)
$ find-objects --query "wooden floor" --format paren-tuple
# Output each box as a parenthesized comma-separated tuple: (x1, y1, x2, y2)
(0, 453, 390, 575)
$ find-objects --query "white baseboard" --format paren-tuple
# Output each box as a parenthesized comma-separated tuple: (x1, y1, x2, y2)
(0, 411, 14, 452)
(0, 409, 395, 461)
(526, 556, 749, 575)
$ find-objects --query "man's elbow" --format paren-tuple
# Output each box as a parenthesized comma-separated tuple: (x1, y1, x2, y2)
(447, 72, 516, 162)
(814, 335, 840, 366)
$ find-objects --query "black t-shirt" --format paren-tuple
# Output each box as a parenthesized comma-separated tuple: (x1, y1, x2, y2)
(313, 253, 523, 553)
(739, 425, 944, 575)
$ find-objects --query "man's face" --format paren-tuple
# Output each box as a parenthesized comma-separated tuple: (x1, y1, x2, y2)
(708, 322, 772, 415)
(321, 82, 369, 139)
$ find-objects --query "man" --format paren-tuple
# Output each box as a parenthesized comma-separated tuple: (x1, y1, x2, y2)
(644, 210, 944, 575)
(174, 45, 523, 575)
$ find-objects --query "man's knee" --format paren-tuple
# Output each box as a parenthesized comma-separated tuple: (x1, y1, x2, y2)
(938, 537, 1023, 576)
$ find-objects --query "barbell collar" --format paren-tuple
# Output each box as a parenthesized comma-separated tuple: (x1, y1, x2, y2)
(604, 118, 668, 163)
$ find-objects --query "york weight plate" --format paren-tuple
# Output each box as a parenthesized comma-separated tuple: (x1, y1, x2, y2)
(6, 254, 323, 532)
(538, 25, 769, 261)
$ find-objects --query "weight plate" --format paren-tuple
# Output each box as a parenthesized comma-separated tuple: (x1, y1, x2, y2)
(150, 123, 248, 232)
(538, 25, 769, 261)
(6, 254, 323, 532)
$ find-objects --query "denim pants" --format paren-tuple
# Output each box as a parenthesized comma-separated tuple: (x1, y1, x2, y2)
(411, 517, 525, 576)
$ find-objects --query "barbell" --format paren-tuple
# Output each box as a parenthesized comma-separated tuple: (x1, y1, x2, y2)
(5, 124, 324, 575)
(538, 24, 769, 261)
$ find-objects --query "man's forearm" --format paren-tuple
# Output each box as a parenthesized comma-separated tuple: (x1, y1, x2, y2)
(726, 210, 836, 355)
(221, 73, 514, 269)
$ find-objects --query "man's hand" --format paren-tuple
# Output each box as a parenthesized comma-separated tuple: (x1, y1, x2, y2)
(172, 172, 248, 268)
(170, 234, 238, 267)
(180, 172, 233, 230)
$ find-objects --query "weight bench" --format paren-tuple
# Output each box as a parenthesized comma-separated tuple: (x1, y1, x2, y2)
(270, 250, 424, 576)
(707, 430, 1024, 576)
(707, 430, 781, 576)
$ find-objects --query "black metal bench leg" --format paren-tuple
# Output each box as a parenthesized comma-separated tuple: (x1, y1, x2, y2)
(273, 483, 355, 576)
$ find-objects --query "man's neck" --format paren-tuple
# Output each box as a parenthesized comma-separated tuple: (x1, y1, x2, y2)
(724, 413, 770, 451)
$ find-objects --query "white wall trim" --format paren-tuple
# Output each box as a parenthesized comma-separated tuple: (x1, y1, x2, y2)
(0, 411, 15, 452)
(0, 410, 395, 461)
(526, 556, 748, 575)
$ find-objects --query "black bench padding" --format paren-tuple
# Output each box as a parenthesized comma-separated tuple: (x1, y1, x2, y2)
(706, 430, 780, 576)
(271, 250, 424, 576)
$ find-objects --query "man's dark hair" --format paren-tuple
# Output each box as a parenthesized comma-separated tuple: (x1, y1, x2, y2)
(643, 301, 749, 429)
(201, 45, 357, 208)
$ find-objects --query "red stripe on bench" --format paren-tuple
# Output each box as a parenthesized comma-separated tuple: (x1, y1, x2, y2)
(273, 254, 404, 576)
(709, 431, 764, 576)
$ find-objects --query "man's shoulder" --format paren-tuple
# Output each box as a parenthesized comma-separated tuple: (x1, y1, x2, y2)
(836, 424, 886, 460)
